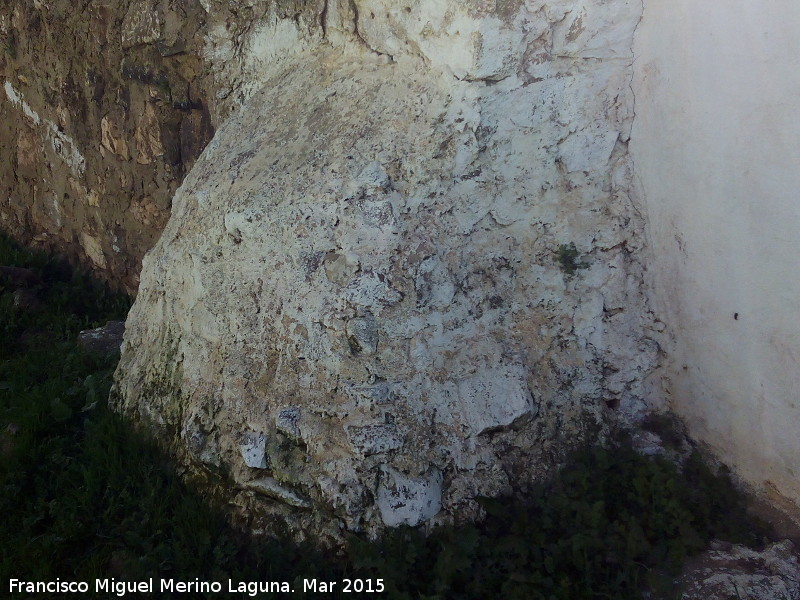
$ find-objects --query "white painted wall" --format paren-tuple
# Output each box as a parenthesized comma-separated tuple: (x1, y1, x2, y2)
(632, 0, 800, 507)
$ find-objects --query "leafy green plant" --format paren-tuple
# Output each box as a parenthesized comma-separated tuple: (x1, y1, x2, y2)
(556, 242, 589, 275)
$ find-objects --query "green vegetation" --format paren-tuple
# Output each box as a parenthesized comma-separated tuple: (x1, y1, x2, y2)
(0, 233, 335, 595)
(556, 242, 589, 276)
(0, 238, 130, 344)
(350, 444, 761, 600)
(0, 231, 763, 598)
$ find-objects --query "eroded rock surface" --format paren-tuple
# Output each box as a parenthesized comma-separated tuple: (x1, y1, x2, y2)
(78, 321, 126, 355)
(0, 1, 213, 293)
(112, 1, 663, 539)
(0, 0, 321, 293)
(675, 540, 800, 600)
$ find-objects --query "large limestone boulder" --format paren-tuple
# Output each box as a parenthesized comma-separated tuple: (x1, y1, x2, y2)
(113, 0, 661, 539)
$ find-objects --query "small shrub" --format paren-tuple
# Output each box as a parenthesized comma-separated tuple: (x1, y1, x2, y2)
(348, 442, 761, 600)
(556, 242, 589, 275)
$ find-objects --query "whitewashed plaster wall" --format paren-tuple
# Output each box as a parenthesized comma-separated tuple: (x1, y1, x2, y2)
(632, 0, 800, 509)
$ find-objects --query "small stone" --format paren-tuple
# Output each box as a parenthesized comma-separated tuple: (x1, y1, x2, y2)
(79, 232, 107, 269)
(377, 467, 442, 527)
(78, 321, 126, 354)
(135, 102, 165, 165)
(347, 423, 404, 456)
(100, 115, 130, 160)
(345, 314, 378, 355)
(244, 476, 312, 509)
(239, 431, 268, 469)
(121, 1, 162, 48)
(344, 381, 395, 406)
(323, 251, 360, 287)
(630, 429, 664, 456)
(183, 426, 220, 467)
(457, 364, 533, 435)
(275, 407, 301, 440)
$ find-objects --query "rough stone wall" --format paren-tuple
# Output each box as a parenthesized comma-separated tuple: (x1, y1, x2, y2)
(0, 0, 319, 293)
(0, 0, 217, 293)
(112, 0, 663, 540)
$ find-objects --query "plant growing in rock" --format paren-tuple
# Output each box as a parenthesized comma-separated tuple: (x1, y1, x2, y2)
(557, 242, 590, 275)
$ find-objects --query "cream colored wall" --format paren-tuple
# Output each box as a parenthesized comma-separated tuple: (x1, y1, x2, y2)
(632, 0, 800, 506)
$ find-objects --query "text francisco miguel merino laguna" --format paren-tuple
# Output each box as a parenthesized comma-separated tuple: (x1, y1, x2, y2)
(9, 577, 385, 596)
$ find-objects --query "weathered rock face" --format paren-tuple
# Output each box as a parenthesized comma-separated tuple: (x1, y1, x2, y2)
(632, 0, 800, 517)
(675, 540, 800, 600)
(0, 0, 217, 293)
(0, 0, 323, 294)
(112, 1, 662, 539)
